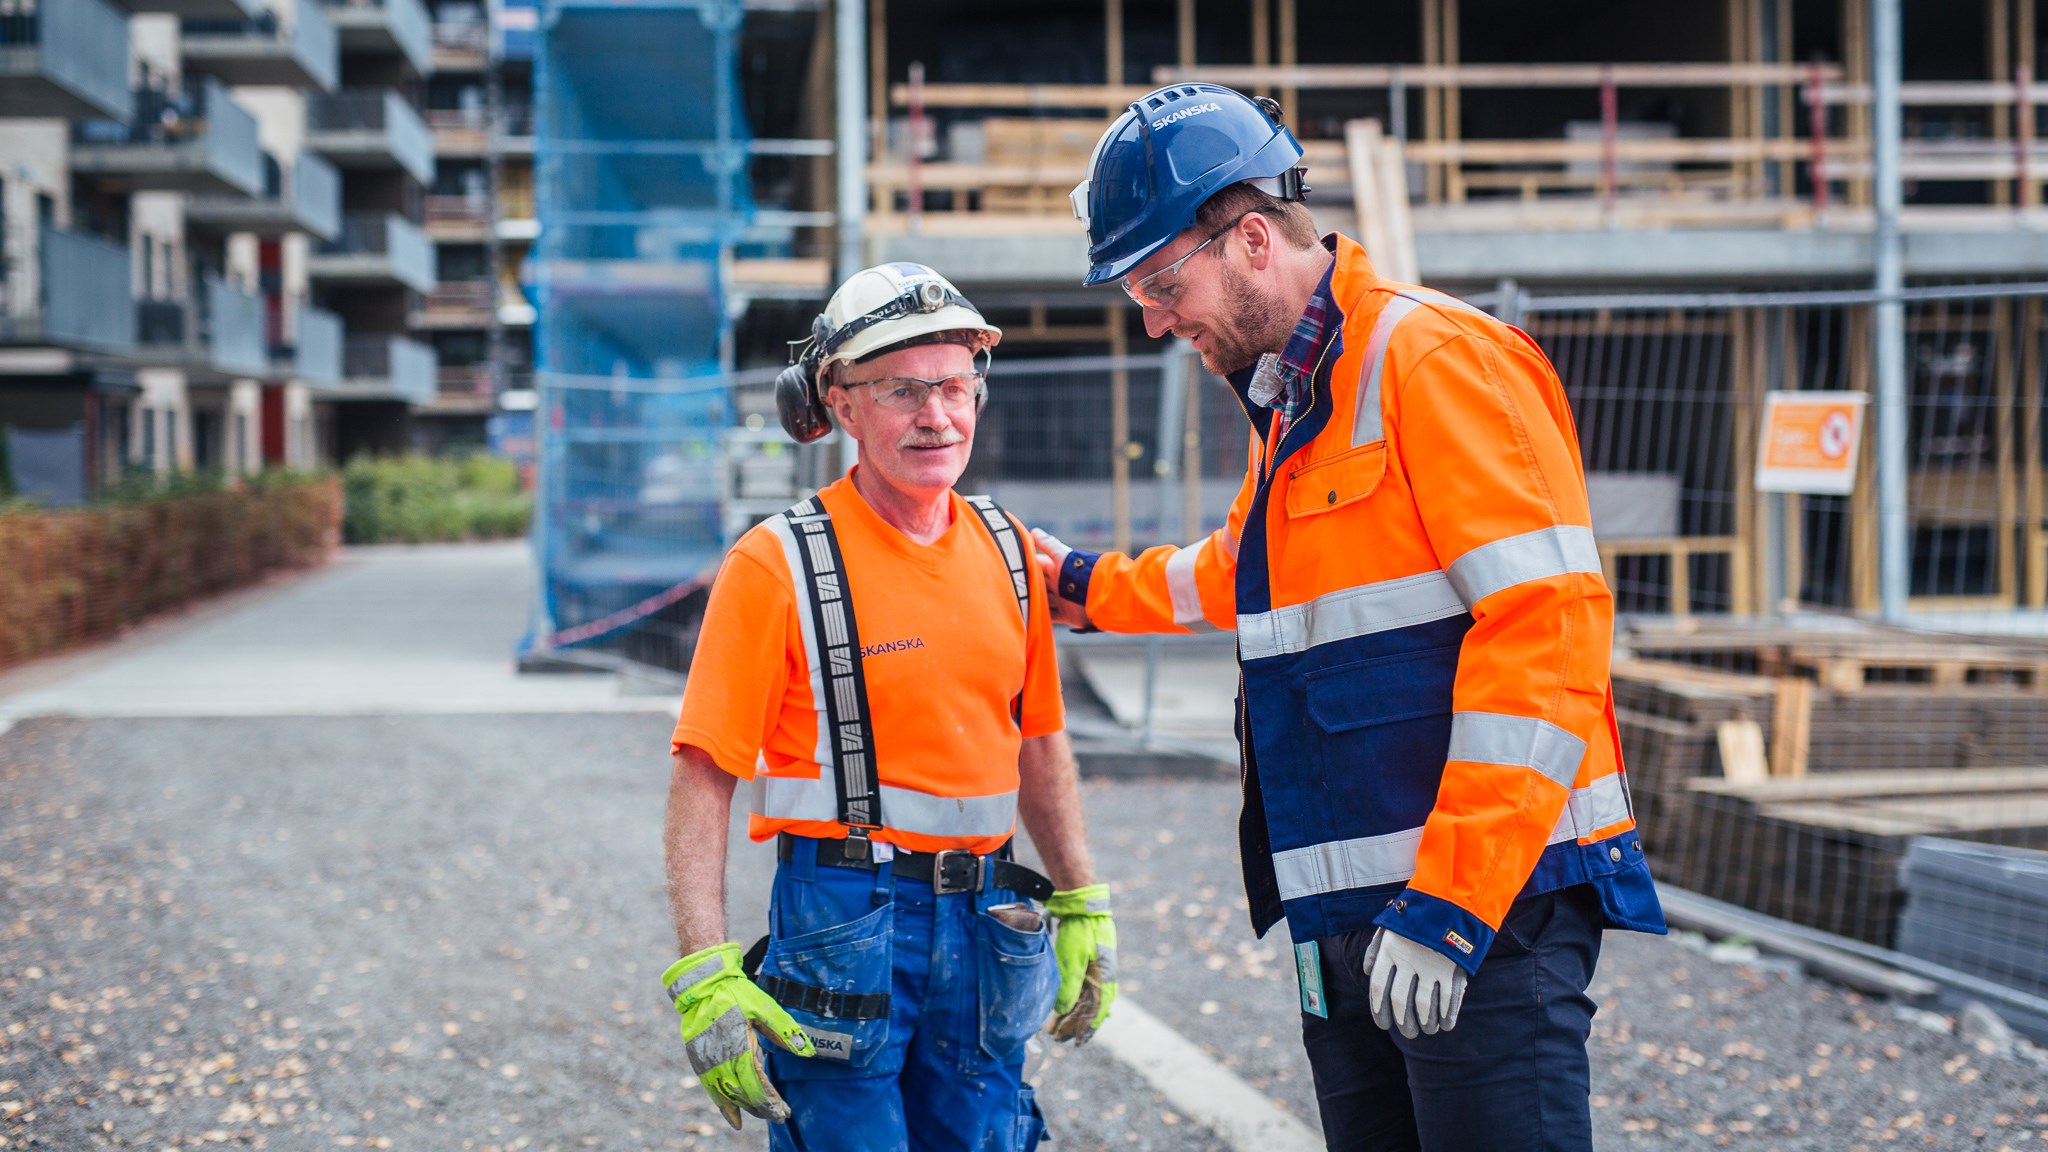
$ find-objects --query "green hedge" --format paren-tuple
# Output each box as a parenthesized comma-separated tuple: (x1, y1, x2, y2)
(342, 455, 532, 545)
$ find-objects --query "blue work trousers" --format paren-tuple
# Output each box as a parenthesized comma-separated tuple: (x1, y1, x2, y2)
(1301, 884, 1604, 1152)
(760, 839, 1058, 1152)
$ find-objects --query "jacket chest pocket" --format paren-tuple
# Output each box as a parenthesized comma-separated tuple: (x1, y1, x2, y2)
(1285, 442, 1387, 519)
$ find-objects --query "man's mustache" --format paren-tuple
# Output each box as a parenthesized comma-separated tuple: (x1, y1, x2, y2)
(900, 432, 965, 448)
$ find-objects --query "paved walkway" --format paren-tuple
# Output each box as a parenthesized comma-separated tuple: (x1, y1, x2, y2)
(0, 543, 671, 721)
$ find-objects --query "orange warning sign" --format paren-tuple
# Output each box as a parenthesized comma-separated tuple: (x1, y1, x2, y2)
(1756, 391, 1867, 495)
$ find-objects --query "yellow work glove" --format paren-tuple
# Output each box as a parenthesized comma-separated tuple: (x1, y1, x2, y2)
(1045, 884, 1118, 1045)
(662, 943, 815, 1130)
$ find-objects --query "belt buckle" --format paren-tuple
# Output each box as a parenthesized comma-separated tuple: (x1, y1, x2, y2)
(930, 849, 981, 895)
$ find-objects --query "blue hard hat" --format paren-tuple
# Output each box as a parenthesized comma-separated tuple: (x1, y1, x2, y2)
(1071, 83, 1308, 287)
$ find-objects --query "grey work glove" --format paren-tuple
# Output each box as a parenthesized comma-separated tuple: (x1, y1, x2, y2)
(1363, 926, 1468, 1039)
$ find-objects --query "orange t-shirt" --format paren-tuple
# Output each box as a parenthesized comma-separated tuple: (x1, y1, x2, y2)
(672, 472, 1066, 855)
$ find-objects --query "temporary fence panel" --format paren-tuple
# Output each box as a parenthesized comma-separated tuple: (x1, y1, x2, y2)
(1499, 282, 2048, 624)
(961, 350, 1244, 553)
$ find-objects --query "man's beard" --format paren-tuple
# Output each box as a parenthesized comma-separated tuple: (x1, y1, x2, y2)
(1193, 263, 1298, 376)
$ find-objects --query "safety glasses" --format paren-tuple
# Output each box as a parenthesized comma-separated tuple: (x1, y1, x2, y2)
(843, 371, 986, 414)
(1120, 211, 1251, 310)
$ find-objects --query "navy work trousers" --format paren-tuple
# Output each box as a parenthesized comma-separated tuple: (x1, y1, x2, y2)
(1301, 884, 1604, 1152)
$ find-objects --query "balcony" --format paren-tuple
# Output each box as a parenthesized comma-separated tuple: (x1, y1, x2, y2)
(186, 150, 342, 240)
(71, 80, 265, 197)
(431, 19, 486, 71)
(128, 278, 267, 378)
(329, 334, 435, 404)
(319, 0, 430, 75)
(0, 224, 134, 352)
(413, 279, 492, 328)
(305, 88, 434, 184)
(0, 0, 131, 120)
(275, 302, 343, 386)
(307, 212, 436, 292)
(492, 102, 534, 157)
(426, 106, 487, 158)
(423, 191, 489, 240)
(180, 2, 338, 91)
(432, 362, 495, 414)
(206, 278, 267, 377)
(110, 0, 261, 23)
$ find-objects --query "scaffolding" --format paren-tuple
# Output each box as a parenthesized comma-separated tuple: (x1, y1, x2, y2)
(526, 0, 752, 662)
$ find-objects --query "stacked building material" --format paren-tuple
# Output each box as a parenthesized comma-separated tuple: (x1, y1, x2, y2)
(1672, 769, 2048, 946)
(1611, 659, 1774, 852)
(1897, 838, 2048, 999)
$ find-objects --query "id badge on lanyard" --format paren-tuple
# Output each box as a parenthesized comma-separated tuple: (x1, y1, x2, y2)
(1295, 941, 1328, 1018)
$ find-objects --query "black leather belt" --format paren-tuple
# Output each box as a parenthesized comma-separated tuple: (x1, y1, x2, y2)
(777, 833, 1055, 903)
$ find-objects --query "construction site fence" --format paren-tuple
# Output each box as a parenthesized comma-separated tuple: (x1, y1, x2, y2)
(0, 475, 341, 673)
(1467, 279, 2048, 1010)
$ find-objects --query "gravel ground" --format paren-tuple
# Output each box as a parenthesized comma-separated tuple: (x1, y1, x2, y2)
(0, 714, 1226, 1152)
(1056, 777, 2048, 1151)
(6, 710, 2045, 1152)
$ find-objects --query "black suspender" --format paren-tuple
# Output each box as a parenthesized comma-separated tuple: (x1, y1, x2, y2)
(777, 492, 1034, 852)
(784, 497, 883, 852)
(963, 494, 1032, 629)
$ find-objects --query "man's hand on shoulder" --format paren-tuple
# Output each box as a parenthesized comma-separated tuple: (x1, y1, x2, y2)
(1030, 529, 1091, 629)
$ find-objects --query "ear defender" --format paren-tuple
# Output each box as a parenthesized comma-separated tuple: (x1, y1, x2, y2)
(774, 314, 839, 444)
(774, 356, 833, 444)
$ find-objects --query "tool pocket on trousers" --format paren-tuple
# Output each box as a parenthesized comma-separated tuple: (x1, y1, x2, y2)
(759, 900, 895, 1077)
(1012, 1081, 1049, 1151)
(975, 908, 1059, 1063)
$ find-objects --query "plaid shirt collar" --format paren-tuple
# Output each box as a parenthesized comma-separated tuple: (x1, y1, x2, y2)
(1246, 236, 1340, 437)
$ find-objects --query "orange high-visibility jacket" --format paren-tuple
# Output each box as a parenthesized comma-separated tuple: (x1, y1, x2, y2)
(1060, 235, 1665, 972)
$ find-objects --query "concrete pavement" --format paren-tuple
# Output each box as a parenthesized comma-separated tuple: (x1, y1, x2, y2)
(0, 543, 669, 721)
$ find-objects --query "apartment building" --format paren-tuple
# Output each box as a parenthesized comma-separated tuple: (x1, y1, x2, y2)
(0, 0, 350, 501)
(0, 0, 515, 503)
(416, 0, 532, 454)
(304, 0, 438, 456)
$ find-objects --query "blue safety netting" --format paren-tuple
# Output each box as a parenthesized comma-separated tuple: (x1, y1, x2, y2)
(525, 0, 752, 659)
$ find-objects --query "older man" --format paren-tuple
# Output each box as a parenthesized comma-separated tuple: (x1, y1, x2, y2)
(658, 263, 1116, 1152)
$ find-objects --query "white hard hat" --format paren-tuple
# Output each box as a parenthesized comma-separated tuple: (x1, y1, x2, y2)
(776, 262, 1002, 443)
(812, 262, 1002, 374)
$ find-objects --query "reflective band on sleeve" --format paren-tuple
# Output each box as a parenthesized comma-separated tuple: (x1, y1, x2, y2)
(1237, 570, 1466, 661)
(1271, 771, 1633, 901)
(1272, 827, 1426, 901)
(1549, 770, 1634, 842)
(1164, 543, 1218, 633)
(1219, 529, 1240, 561)
(754, 772, 1020, 839)
(1444, 525, 1604, 608)
(1448, 711, 1587, 790)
